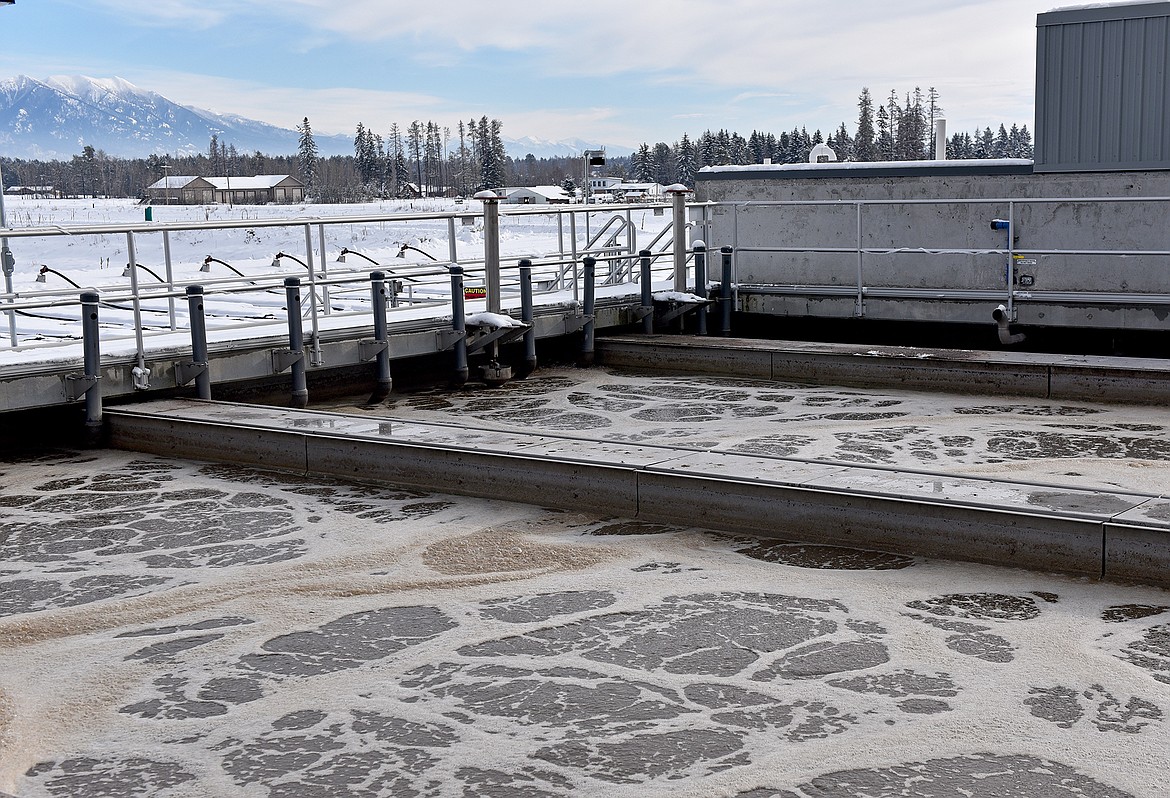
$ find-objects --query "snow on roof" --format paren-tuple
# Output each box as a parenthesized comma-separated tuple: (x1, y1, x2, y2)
(206, 175, 298, 190)
(700, 158, 1034, 174)
(1049, 1, 1170, 12)
(147, 176, 201, 190)
(503, 185, 570, 200)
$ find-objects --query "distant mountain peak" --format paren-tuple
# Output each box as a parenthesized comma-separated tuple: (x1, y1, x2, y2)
(0, 74, 628, 161)
(0, 74, 350, 160)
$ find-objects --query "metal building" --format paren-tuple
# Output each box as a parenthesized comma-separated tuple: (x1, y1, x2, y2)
(1035, 1, 1170, 172)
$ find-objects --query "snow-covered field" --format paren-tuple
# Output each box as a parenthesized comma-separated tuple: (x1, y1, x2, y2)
(0, 197, 671, 351)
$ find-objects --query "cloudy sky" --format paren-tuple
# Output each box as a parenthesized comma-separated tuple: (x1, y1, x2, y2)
(1, 0, 1061, 150)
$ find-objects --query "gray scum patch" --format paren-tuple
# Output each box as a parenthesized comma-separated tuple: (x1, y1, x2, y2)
(901, 594, 1042, 665)
(454, 592, 867, 679)
(724, 538, 917, 571)
(0, 454, 463, 618)
(987, 431, 1170, 461)
(734, 753, 1137, 797)
(1025, 685, 1163, 733)
(1116, 623, 1170, 685)
(212, 708, 459, 796)
(22, 756, 196, 798)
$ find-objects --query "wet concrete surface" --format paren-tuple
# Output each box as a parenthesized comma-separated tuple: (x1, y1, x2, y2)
(2, 449, 1170, 796)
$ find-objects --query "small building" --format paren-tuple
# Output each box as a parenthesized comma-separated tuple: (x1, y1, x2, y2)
(207, 175, 305, 205)
(614, 182, 664, 201)
(3, 185, 59, 198)
(145, 176, 213, 205)
(501, 185, 573, 205)
(145, 175, 304, 205)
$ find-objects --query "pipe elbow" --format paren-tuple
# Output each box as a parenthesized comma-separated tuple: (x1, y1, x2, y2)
(993, 305, 1026, 345)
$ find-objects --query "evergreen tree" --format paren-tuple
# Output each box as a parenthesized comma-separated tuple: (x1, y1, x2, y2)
(926, 87, 944, 157)
(652, 142, 675, 184)
(674, 134, 697, 185)
(296, 117, 318, 194)
(854, 88, 877, 162)
(632, 144, 654, 182)
(407, 121, 424, 195)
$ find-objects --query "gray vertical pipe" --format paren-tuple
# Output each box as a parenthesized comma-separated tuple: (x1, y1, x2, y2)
(185, 285, 211, 400)
(693, 242, 707, 336)
(581, 256, 596, 366)
(481, 195, 502, 314)
(639, 250, 654, 334)
(450, 266, 468, 386)
(518, 259, 537, 377)
(80, 290, 103, 443)
(720, 246, 733, 337)
(369, 270, 392, 402)
(669, 186, 689, 292)
(284, 277, 308, 408)
(162, 230, 177, 330)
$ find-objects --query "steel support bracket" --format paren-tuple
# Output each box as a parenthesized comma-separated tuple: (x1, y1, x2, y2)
(654, 299, 712, 325)
(63, 373, 100, 401)
(436, 328, 465, 351)
(632, 306, 654, 321)
(175, 361, 208, 386)
(359, 339, 389, 361)
(562, 314, 592, 334)
(465, 323, 530, 355)
(272, 349, 304, 374)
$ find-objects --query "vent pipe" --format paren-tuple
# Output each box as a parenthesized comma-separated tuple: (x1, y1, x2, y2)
(934, 118, 947, 160)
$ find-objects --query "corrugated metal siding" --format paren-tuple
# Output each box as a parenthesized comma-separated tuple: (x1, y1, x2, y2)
(1035, 3, 1170, 172)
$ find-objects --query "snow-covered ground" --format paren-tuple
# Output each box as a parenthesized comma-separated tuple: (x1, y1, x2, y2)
(0, 197, 672, 351)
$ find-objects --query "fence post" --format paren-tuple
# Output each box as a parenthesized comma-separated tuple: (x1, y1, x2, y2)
(693, 241, 707, 336)
(450, 266, 468, 386)
(519, 259, 537, 377)
(284, 277, 308, 408)
(581, 256, 596, 366)
(185, 285, 211, 400)
(720, 246, 733, 337)
(369, 271, 392, 402)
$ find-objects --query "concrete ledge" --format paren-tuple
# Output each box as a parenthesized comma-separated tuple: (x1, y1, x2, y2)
(104, 400, 1170, 586)
(307, 436, 641, 517)
(598, 335, 1170, 403)
(637, 470, 1104, 577)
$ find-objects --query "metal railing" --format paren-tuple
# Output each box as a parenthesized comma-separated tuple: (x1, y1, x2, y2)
(698, 195, 1170, 321)
(0, 199, 685, 368)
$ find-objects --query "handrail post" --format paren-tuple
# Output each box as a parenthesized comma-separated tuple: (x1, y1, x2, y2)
(303, 223, 323, 366)
(639, 249, 654, 334)
(125, 231, 149, 389)
(720, 245, 733, 337)
(162, 230, 177, 330)
(369, 271, 392, 402)
(450, 266, 468, 386)
(693, 241, 708, 336)
(284, 277, 308, 408)
(519, 259, 537, 377)
(185, 285, 211, 400)
(581, 256, 596, 365)
(447, 216, 459, 264)
(80, 290, 103, 444)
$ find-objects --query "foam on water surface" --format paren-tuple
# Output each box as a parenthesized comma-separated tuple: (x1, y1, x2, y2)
(2, 446, 1169, 796)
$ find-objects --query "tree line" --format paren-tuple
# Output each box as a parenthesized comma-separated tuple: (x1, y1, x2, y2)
(0, 86, 1032, 202)
(627, 87, 1034, 186)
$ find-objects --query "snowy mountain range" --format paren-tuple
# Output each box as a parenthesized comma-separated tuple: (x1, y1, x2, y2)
(0, 75, 630, 161)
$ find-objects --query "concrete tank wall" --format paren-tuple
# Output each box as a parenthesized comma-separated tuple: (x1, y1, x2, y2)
(693, 163, 1170, 330)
